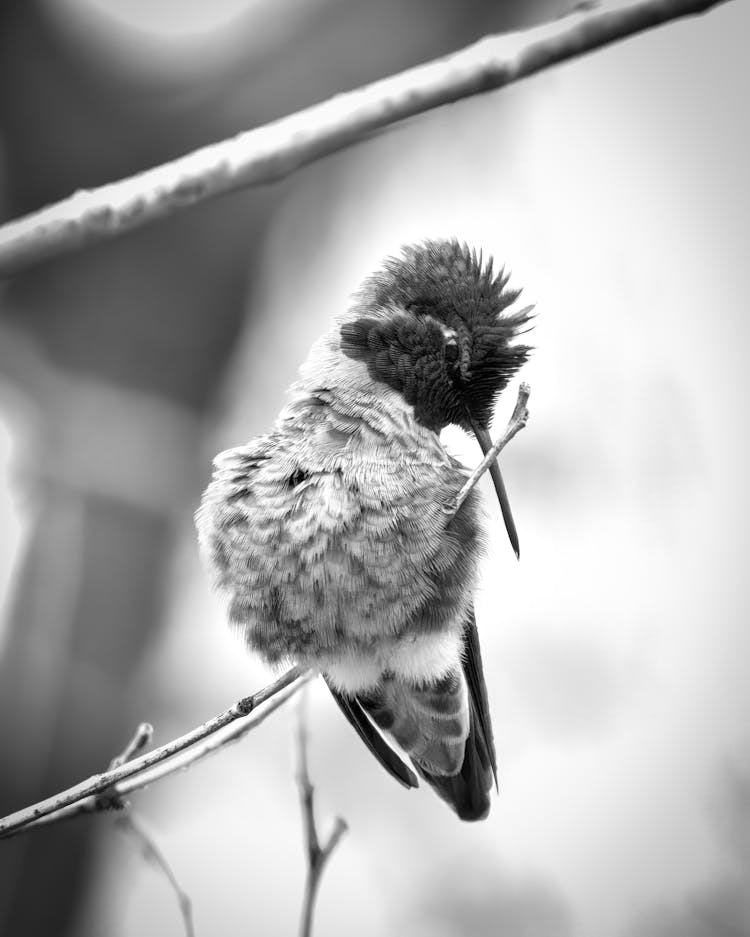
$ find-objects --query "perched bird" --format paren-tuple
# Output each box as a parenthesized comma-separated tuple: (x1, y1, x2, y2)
(197, 239, 532, 820)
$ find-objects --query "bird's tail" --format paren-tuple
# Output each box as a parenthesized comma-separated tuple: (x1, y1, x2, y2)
(325, 612, 497, 820)
(359, 667, 494, 821)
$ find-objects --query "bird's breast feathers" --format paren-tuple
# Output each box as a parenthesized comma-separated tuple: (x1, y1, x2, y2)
(197, 388, 485, 686)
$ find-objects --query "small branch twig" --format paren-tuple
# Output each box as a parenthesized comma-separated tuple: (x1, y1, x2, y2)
(108, 722, 154, 770)
(296, 695, 347, 937)
(0, 0, 729, 276)
(0, 665, 312, 840)
(114, 668, 311, 798)
(446, 381, 531, 516)
(117, 813, 196, 937)
(102, 728, 196, 937)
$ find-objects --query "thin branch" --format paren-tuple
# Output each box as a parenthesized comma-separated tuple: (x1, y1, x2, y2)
(8, 715, 197, 934)
(108, 722, 154, 770)
(0, 665, 310, 839)
(3, 670, 313, 839)
(296, 695, 347, 937)
(108, 732, 196, 937)
(0, 0, 729, 277)
(445, 382, 531, 516)
(115, 669, 313, 797)
(117, 813, 196, 937)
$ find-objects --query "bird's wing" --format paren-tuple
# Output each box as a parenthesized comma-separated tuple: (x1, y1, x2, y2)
(461, 606, 498, 788)
(325, 680, 419, 789)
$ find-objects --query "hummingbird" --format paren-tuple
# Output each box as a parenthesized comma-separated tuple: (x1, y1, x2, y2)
(197, 239, 532, 820)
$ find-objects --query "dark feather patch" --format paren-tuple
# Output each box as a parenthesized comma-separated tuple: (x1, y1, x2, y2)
(340, 314, 452, 431)
(361, 239, 520, 328)
(288, 468, 309, 488)
(461, 609, 498, 787)
(341, 239, 532, 432)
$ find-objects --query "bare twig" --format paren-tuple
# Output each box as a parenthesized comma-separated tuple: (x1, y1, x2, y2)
(115, 669, 313, 797)
(0, 0, 729, 277)
(0, 665, 311, 839)
(117, 813, 196, 937)
(12, 671, 310, 840)
(12, 718, 197, 933)
(445, 382, 531, 516)
(108, 731, 195, 937)
(296, 695, 348, 937)
(108, 722, 154, 770)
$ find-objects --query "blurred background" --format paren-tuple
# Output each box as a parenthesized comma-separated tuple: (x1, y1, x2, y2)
(1, 0, 749, 935)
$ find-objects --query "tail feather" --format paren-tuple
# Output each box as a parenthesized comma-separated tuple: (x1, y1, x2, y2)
(413, 691, 494, 821)
(361, 668, 468, 777)
(327, 610, 496, 821)
(325, 682, 418, 789)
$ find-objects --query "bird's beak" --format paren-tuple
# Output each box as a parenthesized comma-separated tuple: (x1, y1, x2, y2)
(470, 420, 520, 560)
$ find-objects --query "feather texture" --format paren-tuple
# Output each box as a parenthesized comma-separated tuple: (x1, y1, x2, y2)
(197, 239, 531, 820)
(197, 381, 483, 676)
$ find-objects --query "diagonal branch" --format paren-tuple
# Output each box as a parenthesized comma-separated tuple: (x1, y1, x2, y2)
(117, 813, 196, 937)
(0, 665, 312, 840)
(446, 381, 531, 517)
(0, 0, 729, 277)
(105, 724, 197, 936)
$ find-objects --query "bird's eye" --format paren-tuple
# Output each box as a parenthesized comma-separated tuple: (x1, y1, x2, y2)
(444, 338, 459, 364)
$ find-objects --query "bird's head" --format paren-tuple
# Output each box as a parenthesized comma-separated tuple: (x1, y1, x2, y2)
(339, 238, 533, 555)
(340, 239, 532, 435)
